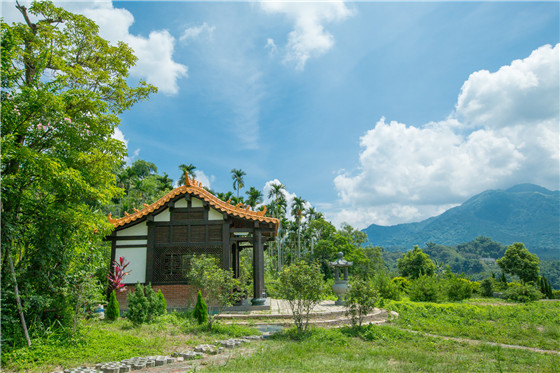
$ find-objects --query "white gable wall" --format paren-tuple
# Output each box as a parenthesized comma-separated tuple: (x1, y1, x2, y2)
(114, 247, 146, 283)
(116, 221, 147, 236)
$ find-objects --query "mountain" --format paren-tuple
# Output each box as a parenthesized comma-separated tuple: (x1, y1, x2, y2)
(363, 184, 560, 258)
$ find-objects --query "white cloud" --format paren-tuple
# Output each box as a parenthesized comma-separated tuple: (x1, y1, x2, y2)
(331, 44, 560, 228)
(265, 38, 278, 56)
(112, 127, 128, 148)
(112, 127, 140, 165)
(80, 2, 187, 95)
(260, 0, 352, 70)
(194, 170, 215, 190)
(180, 22, 215, 42)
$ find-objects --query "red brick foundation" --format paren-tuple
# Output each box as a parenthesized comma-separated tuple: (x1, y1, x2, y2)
(115, 284, 198, 311)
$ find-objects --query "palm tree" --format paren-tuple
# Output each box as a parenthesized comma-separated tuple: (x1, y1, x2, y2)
(267, 182, 286, 271)
(291, 196, 307, 259)
(245, 187, 263, 210)
(231, 168, 246, 199)
(178, 163, 196, 185)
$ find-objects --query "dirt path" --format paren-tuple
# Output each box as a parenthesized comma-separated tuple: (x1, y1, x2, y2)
(397, 328, 560, 356)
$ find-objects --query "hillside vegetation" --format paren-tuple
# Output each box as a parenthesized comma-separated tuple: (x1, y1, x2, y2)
(364, 184, 559, 258)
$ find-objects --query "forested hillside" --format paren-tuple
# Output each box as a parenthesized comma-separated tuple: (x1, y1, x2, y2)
(365, 184, 559, 258)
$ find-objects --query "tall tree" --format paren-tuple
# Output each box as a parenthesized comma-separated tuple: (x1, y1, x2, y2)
(267, 182, 287, 270)
(231, 168, 246, 199)
(497, 243, 540, 283)
(291, 196, 307, 259)
(397, 246, 436, 279)
(178, 163, 196, 185)
(1, 0, 155, 343)
(245, 187, 263, 210)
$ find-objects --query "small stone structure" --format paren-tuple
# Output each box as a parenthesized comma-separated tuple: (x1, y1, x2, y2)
(330, 252, 353, 306)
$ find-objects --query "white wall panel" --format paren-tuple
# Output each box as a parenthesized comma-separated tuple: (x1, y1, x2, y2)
(114, 247, 147, 284)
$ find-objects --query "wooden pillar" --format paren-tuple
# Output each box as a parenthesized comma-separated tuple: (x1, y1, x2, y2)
(232, 243, 239, 278)
(252, 229, 265, 305)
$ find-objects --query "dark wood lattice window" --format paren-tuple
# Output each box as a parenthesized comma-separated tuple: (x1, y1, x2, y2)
(153, 246, 222, 283)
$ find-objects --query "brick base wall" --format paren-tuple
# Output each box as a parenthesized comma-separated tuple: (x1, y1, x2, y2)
(115, 284, 198, 311)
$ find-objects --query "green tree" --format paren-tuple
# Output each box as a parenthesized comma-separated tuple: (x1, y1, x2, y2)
(178, 163, 196, 185)
(231, 168, 246, 199)
(497, 243, 540, 283)
(291, 196, 307, 258)
(397, 246, 436, 279)
(188, 255, 240, 328)
(193, 290, 208, 325)
(245, 186, 263, 209)
(106, 290, 120, 321)
(277, 261, 324, 333)
(345, 278, 380, 327)
(1, 0, 155, 345)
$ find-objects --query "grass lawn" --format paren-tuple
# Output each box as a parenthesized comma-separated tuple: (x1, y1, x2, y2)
(3, 299, 559, 372)
(206, 326, 559, 372)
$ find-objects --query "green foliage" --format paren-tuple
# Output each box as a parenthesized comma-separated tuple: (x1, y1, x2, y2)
(1, 0, 155, 343)
(372, 273, 401, 301)
(106, 290, 120, 321)
(397, 246, 436, 279)
(391, 276, 410, 292)
(386, 299, 560, 351)
(277, 261, 324, 333)
(503, 283, 543, 303)
(445, 276, 473, 301)
(345, 278, 380, 326)
(407, 275, 442, 302)
(538, 276, 553, 299)
(193, 290, 208, 325)
(126, 283, 163, 325)
(188, 255, 240, 327)
(497, 243, 540, 283)
(480, 278, 495, 297)
(154, 290, 167, 316)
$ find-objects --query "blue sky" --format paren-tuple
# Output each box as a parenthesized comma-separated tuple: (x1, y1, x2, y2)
(3, 1, 559, 228)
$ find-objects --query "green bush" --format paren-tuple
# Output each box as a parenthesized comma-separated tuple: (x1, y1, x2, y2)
(373, 274, 401, 301)
(503, 283, 543, 303)
(446, 277, 473, 301)
(552, 290, 560, 299)
(193, 290, 208, 325)
(480, 278, 494, 297)
(126, 283, 164, 324)
(407, 275, 442, 302)
(392, 277, 410, 292)
(106, 290, 120, 321)
(346, 278, 380, 327)
(155, 290, 167, 316)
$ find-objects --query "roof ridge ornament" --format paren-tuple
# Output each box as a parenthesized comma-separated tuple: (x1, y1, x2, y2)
(184, 171, 191, 187)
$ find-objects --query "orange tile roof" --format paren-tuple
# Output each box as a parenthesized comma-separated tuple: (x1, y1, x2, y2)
(108, 173, 279, 230)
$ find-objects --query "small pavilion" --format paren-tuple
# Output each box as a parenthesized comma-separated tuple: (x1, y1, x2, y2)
(105, 173, 279, 308)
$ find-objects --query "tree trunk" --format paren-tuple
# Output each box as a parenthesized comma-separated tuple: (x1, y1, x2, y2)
(9, 256, 31, 347)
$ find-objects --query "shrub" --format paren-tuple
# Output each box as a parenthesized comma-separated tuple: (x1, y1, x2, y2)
(126, 283, 164, 324)
(277, 261, 324, 333)
(392, 277, 410, 292)
(552, 290, 560, 299)
(155, 290, 167, 316)
(408, 275, 442, 302)
(193, 290, 208, 325)
(106, 290, 120, 321)
(188, 255, 240, 328)
(446, 277, 473, 301)
(373, 274, 401, 301)
(503, 283, 543, 303)
(345, 278, 380, 327)
(480, 278, 494, 297)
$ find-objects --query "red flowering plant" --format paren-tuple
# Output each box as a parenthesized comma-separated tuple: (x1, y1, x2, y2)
(107, 256, 131, 292)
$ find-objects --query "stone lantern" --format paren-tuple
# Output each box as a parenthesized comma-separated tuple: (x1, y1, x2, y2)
(330, 252, 353, 306)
